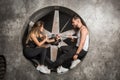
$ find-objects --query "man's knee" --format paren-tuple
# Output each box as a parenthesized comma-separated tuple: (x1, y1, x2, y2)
(60, 46, 70, 50)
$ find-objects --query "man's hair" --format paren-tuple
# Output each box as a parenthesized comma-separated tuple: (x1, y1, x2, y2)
(72, 15, 88, 32)
(73, 15, 80, 20)
(73, 15, 87, 27)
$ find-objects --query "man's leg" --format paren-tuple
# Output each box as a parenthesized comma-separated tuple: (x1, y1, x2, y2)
(53, 46, 76, 68)
(70, 49, 87, 69)
(61, 59, 72, 69)
(78, 49, 87, 60)
(56, 46, 78, 74)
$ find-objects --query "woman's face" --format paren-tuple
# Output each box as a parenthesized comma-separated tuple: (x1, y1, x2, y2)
(40, 25, 44, 32)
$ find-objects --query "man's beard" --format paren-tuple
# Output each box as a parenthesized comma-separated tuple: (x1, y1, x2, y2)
(74, 27, 79, 33)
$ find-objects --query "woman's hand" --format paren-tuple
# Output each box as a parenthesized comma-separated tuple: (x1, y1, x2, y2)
(44, 35, 48, 42)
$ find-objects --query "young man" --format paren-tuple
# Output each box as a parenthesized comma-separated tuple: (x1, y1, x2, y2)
(53, 15, 89, 74)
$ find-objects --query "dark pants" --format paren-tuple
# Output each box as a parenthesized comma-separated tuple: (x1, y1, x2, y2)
(23, 47, 47, 65)
(53, 46, 87, 68)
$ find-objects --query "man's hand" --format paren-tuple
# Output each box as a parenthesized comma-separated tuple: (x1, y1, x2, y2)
(68, 35, 73, 39)
(56, 34, 61, 40)
(73, 54, 78, 60)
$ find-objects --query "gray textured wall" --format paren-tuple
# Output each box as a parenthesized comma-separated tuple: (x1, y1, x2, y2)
(0, 0, 120, 80)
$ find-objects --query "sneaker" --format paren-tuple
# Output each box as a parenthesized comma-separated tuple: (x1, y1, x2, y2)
(36, 65, 50, 74)
(57, 66, 69, 74)
(70, 59, 81, 69)
(44, 66, 51, 73)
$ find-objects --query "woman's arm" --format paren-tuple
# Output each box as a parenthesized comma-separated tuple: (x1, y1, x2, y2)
(46, 38, 55, 43)
(30, 33, 47, 47)
(46, 34, 61, 43)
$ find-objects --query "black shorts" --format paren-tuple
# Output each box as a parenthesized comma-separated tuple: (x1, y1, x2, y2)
(59, 46, 87, 60)
(58, 46, 88, 68)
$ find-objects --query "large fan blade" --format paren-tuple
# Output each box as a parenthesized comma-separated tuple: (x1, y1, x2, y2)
(50, 10, 60, 61)
(50, 46, 58, 61)
(60, 29, 75, 40)
(52, 10, 59, 34)
(44, 29, 52, 38)
(58, 41, 68, 47)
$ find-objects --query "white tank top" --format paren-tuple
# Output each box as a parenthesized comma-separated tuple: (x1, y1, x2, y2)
(76, 30, 89, 51)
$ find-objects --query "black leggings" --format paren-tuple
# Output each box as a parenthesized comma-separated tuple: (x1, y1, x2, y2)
(23, 47, 47, 65)
(53, 46, 87, 68)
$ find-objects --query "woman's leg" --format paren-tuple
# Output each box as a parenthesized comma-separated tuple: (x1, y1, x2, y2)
(24, 47, 50, 74)
(24, 47, 47, 65)
(34, 48, 47, 65)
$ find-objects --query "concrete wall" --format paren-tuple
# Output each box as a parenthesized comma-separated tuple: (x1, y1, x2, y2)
(0, 0, 120, 80)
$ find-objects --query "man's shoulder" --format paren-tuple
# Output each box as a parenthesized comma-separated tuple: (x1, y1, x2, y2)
(81, 27, 88, 34)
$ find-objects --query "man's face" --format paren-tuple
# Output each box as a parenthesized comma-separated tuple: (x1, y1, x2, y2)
(72, 19, 78, 28)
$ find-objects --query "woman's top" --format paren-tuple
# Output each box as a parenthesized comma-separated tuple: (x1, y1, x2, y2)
(26, 37, 43, 48)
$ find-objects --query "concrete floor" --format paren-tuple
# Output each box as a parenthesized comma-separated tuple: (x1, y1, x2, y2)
(0, 0, 120, 80)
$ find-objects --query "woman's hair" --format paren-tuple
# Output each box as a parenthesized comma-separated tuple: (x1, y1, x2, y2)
(26, 21, 44, 43)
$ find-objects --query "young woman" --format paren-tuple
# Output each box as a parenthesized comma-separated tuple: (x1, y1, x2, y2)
(23, 21, 57, 74)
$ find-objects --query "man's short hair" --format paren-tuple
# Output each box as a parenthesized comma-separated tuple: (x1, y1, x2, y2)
(73, 15, 80, 20)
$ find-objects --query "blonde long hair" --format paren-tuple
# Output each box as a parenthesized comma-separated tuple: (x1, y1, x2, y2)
(26, 21, 44, 44)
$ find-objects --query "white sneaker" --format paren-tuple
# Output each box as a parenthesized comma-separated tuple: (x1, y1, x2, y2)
(36, 65, 50, 74)
(57, 66, 69, 74)
(44, 66, 51, 73)
(70, 59, 81, 69)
